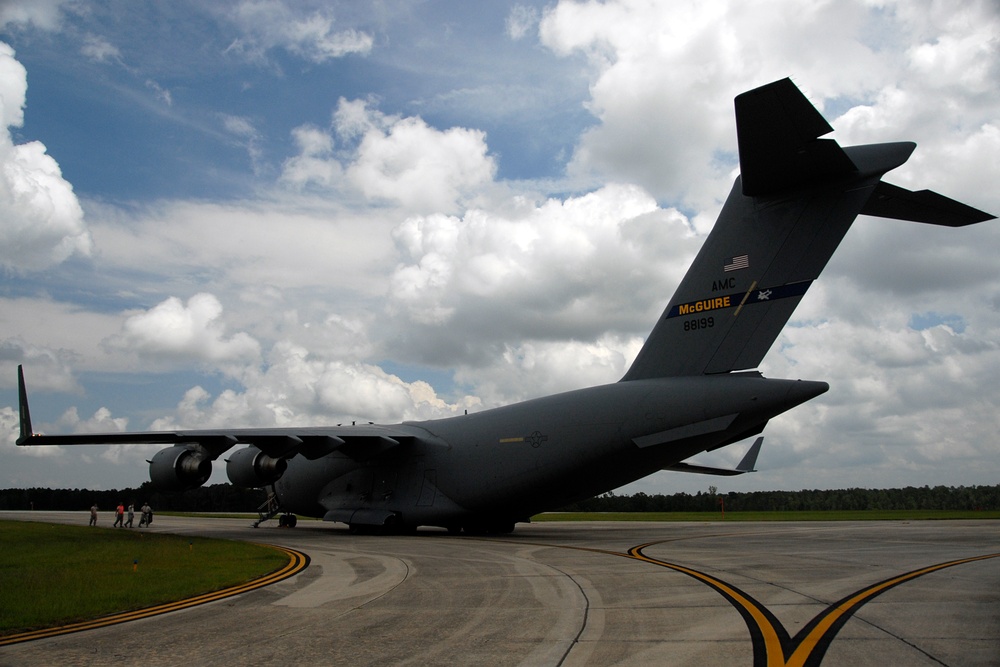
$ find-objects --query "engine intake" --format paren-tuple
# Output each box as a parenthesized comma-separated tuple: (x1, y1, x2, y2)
(226, 446, 287, 488)
(149, 446, 212, 492)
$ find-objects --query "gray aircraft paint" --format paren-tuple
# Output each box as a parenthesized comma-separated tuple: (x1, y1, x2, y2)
(17, 78, 995, 534)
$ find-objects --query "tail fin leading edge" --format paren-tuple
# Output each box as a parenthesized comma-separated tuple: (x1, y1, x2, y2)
(622, 78, 995, 382)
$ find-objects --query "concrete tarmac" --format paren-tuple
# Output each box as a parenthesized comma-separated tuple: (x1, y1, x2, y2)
(1, 512, 998, 666)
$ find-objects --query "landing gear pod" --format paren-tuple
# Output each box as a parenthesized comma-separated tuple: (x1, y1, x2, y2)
(149, 446, 212, 492)
(226, 446, 287, 488)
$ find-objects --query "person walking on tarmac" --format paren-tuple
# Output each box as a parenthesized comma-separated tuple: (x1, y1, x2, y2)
(89, 503, 98, 526)
(139, 502, 152, 527)
(113, 501, 125, 528)
(125, 503, 135, 528)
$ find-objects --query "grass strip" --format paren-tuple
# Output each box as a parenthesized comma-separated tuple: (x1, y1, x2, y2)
(0, 520, 288, 635)
(532, 510, 1000, 522)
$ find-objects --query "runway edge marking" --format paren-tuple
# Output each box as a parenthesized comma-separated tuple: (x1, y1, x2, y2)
(0, 544, 310, 647)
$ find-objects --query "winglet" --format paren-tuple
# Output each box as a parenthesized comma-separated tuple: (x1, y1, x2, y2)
(17, 365, 34, 446)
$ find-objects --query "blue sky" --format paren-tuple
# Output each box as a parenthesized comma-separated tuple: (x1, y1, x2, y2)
(1, 0, 999, 495)
(10, 2, 590, 199)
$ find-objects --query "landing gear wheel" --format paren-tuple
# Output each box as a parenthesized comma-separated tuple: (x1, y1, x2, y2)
(278, 513, 298, 528)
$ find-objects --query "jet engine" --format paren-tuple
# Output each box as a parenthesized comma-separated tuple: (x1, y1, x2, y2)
(226, 446, 287, 488)
(149, 445, 213, 492)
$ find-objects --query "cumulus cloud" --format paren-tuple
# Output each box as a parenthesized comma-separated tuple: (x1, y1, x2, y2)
(106, 293, 261, 365)
(757, 281, 1000, 486)
(0, 406, 62, 459)
(56, 405, 129, 434)
(384, 184, 699, 393)
(456, 335, 642, 406)
(281, 98, 497, 213)
(0, 42, 91, 271)
(535, 0, 914, 208)
(1, 1, 998, 492)
(280, 124, 342, 189)
(0, 337, 79, 393)
(224, 0, 373, 65)
(148, 340, 481, 430)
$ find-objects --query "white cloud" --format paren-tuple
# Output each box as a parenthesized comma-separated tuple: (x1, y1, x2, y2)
(224, 1, 372, 65)
(0, 42, 26, 128)
(56, 405, 128, 434)
(280, 124, 342, 189)
(0, 337, 79, 393)
(81, 34, 122, 64)
(0, 0, 68, 31)
(535, 0, 906, 208)
(281, 98, 498, 214)
(0, 406, 63, 459)
(457, 335, 642, 407)
(148, 340, 481, 430)
(381, 183, 700, 401)
(506, 4, 540, 41)
(388, 184, 692, 335)
(106, 293, 261, 366)
(339, 99, 497, 213)
(0, 42, 91, 271)
(144, 79, 172, 106)
(1, 0, 998, 494)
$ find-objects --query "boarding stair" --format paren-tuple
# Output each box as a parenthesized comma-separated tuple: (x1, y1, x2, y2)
(253, 487, 281, 527)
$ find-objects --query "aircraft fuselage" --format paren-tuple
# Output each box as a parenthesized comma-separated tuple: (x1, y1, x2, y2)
(274, 374, 828, 530)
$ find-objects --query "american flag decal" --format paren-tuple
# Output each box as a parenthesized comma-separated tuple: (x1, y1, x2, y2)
(723, 254, 749, 272)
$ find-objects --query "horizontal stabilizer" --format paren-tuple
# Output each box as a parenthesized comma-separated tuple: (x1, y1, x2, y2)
(736, 78, 857, 195)
(663, 437, 763, 477)
(861, 182, 996, 226)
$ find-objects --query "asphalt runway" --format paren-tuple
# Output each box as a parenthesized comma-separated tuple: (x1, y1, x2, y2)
(1, 512, 998, 666)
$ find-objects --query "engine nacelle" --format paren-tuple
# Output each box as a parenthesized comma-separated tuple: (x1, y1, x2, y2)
(226, 446, 287, 488)
(149, 446, 213, 492)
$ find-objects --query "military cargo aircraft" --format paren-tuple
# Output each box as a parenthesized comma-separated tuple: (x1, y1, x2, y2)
(16, 78, 994, 533)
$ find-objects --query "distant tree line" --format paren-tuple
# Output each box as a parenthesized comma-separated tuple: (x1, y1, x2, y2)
(1, 484, 997, 514)
(558, 485, 1000, 512)
(0, 483, 267, 513)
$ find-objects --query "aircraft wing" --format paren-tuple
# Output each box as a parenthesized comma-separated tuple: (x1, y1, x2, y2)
(16, 365, 417, 462)
(663, 437, 763, 477)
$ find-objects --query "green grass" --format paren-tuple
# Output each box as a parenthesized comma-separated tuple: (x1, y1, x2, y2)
(532, 510, 1000, 522)
(0, 520, 288, 635)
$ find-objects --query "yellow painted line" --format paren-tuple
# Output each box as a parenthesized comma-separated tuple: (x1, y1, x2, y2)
(0, 544, 309, 647)
(784, 552, 1000, 667)
(453, 534, 1000, 665)
(629, 543, 1000, 667)
(628, 543, 786, 666)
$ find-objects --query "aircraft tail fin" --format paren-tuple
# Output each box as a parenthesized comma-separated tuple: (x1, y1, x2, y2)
(622, 78, 994, 381)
